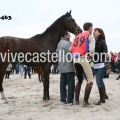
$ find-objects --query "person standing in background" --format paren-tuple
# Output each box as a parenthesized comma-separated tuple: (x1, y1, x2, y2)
(5, 63, 12, 79)
(19, 63, 24, 78)
(24, 65, 31, 79)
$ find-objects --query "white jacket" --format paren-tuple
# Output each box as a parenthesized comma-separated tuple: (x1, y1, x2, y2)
(6, 64, 12, 71)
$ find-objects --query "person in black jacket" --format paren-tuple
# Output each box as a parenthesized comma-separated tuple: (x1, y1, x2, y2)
(93, 28, 109, 105)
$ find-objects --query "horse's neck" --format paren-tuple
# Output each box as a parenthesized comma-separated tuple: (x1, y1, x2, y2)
(47, 25, 64, 49)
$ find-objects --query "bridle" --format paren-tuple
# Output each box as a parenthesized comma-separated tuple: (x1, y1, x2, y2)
(66, 17, 80, 36)
(74, 25, 79, 36)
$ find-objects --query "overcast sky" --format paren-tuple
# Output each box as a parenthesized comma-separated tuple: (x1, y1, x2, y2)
(0, 0, 120, 53)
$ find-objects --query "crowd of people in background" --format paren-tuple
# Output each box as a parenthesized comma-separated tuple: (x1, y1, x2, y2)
(110, 51, 120, 80)
(5, 62, 32, 79)
(4, 62, 59, 79)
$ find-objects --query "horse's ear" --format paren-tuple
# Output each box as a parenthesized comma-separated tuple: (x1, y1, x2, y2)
(65, 11, 68, 15)
(69, 10, 71, 15)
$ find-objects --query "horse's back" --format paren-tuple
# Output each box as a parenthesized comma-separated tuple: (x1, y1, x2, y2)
(0, 36, 16, 51)
(0, 36, 10, 51)
(0, 36, 30, 51)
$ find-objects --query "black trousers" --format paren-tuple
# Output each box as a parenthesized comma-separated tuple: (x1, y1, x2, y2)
(24, 67, 31, 78)
(74, 63, 85, 84)
(5, 71, 11, 79)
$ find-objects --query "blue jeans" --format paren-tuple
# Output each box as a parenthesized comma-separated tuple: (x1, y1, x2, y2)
(94, 67, 105, 88)
(53, 65, 59, 74)
(19, 66, 24, 77)
(60, 72, 75, 103)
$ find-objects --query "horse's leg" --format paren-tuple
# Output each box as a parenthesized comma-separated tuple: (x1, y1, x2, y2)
(43, 67, 50, 101)
(38, 72, 41, 82)
(37, 68, 41, 82)
(32, 67, 34, 74)
(41, 68, 44, 82)
(0, 62, 9, 103)
(40, 67, 44, 82)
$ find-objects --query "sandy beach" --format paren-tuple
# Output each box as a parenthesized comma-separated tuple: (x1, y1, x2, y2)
(0, 73, 120, 120)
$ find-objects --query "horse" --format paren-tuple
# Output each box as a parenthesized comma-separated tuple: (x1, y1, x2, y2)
(36, 67, 44, 82)
(0, 10, 82, 103)
(32, 67, 44, 82)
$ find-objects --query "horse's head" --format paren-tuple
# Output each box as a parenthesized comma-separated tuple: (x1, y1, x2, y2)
(63, 10, 82, 35)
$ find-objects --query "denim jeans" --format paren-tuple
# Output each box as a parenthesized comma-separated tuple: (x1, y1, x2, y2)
(94, 67, 105, 88)
(53, 65, 59, 74)
(24, 68, 31, 78)
(60, 72, 75, 103)
(19, 66, 24, 77)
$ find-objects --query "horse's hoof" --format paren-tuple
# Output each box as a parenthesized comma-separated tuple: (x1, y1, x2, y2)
(43, 97, 45, 100)
(46, 96, 50, 101)
(43, 97, 50, 101)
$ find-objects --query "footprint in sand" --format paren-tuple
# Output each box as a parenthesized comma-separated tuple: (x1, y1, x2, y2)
(7, 96, 17, 99)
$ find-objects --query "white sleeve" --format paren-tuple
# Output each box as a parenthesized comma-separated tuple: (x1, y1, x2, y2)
(88, 35, 95, 53)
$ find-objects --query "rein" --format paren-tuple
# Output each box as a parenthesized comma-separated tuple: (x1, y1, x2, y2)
(66, 17, 80, 36)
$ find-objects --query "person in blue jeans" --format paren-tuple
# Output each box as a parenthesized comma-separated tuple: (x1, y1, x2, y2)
(60, 72, 75, 104)
(19, 64, 24, 77)
(53, 65, 59, 74)
(24, 65, 31, 79)
(56, 30, 75, 105)
(93, 28, 109, 105)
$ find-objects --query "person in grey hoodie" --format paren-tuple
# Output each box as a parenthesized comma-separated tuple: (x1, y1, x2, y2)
(56, 30, 75, 105)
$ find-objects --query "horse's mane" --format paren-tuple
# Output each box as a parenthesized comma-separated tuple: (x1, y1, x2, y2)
(32, 12, 71, 40)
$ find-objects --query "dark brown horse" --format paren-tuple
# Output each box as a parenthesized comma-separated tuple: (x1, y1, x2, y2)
(0, 11, 82, 103)
(37, 67, 44, 82)
(33, 67, 44, 82)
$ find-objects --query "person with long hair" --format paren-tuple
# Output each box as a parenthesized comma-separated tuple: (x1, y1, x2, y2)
(93, 28, 109, 105)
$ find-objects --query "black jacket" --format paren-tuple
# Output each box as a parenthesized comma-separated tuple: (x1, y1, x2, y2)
(93, 39, 108, 63)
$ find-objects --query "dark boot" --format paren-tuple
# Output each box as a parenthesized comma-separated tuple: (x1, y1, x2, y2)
(83, 82, 93, 105)
(75, 83, 81, 105)
(116, 75, 120, 80)
(95, 87, 105, 105)
(103, 85, 109, 99)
